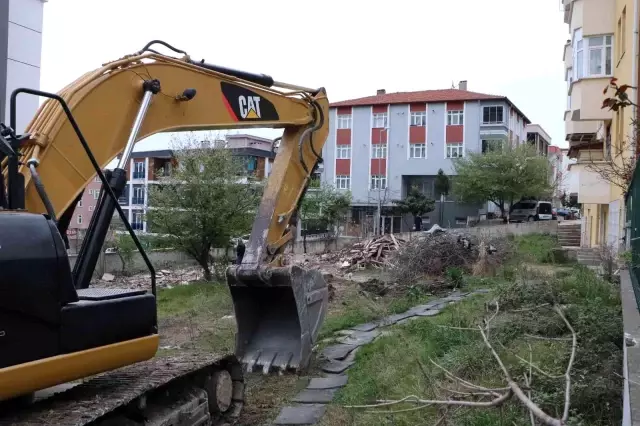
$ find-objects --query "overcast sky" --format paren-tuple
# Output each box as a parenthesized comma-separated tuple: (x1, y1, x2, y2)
(39, 0, 568, 152)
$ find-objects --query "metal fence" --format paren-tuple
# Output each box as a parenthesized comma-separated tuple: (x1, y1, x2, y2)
(626, 165, 640, 308)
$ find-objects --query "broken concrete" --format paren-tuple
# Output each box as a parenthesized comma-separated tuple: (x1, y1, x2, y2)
(274, 404, 327, 425)
(292, 388, 338, 404)
(307, 375, 348, 390)
(321, 344, 359, 360)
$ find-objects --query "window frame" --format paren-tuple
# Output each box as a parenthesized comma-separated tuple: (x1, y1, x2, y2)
(586, 35, 613, 77)
(409, 143, 427, 159)
(335, 175, 351, 190)
(573, 29, 613, 79)
(337, 114, 352, 129)
(482, 106, 504, 125)
(446, 142, 464, 159)
(370, 175, 387, 190)
(481, 139, 504, 153)
(371, 144, 387, 159)
(77, 214, 83, 225)
(447, 110, 464, 126)
(372, 112, 388, 129)
(336, 144, 351, 159)
(410, 111, 426, 126)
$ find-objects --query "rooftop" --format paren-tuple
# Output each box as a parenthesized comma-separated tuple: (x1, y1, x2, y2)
(330, 88, 530, 124)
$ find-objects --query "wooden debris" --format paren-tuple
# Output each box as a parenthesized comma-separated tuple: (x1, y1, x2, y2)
(337, 234, 407, 269)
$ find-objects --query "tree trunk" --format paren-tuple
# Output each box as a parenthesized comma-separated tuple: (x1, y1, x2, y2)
(303, 233, 307, 254)
(198, 252, 212, 281)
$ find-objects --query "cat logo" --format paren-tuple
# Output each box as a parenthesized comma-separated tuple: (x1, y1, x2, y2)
(220, 81, 279, 122)
(238, 95, 262, 119)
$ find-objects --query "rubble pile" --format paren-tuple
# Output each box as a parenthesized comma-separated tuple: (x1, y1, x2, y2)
(337, 234, 407, 270)
(98, 265, 203, 289)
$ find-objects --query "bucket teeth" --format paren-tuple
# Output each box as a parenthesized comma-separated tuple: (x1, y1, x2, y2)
(227, 265, 328, 375)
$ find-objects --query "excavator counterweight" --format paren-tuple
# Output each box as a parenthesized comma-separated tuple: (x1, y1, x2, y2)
(0, 40, 330, 425)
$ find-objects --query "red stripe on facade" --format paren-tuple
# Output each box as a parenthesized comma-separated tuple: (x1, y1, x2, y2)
(337, 106, 352, 115)
(446, 125, 463, 144)
(337, 129, 351, 145)
(410, 103, 427, 112)
(372, 105, 388, 114)
(409, 126, 426, 144)
(371, 128, 388, 144)
(370, 158, 386, 175)
(446, 101, 464, 111)
(335, 159, 350, 175)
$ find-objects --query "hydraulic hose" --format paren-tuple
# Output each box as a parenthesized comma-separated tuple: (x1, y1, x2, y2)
(28, 160, 57, 223)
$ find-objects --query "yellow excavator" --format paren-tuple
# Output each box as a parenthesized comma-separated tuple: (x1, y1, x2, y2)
(0, 40, 330, 425)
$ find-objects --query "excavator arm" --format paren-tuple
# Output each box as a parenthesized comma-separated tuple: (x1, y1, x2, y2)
(0, 41, 330, 414)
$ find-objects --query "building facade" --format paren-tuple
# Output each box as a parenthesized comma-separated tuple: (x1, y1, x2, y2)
(562, 0, 638, 250)
(66, 134, 276, 242)
(321, 84, 535, 231)
(1, 0, 47, 133)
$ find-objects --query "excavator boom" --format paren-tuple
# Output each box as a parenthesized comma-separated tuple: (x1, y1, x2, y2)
(0, 41, 330, 424)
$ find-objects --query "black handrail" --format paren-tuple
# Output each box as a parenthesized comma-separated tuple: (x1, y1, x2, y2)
(9, 88, 157, 296)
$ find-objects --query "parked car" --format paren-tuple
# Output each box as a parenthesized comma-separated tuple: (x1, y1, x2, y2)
(509, 200, 554, 222)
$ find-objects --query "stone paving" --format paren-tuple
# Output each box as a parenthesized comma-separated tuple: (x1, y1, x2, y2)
(272, 289, 490, 425)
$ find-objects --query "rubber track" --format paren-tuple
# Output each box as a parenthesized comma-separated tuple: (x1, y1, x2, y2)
(0, 352, 242, 426)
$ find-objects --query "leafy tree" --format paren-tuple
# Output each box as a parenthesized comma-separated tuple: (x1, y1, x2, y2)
(452, 143, 552, 220)
(434, 169, 451, 199)
(146, 133, 262, 281)
(393, 186, 435, 231)
(299, 184, 351, 253)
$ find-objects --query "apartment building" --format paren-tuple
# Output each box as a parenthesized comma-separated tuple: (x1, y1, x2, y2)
(321, 83, 533, 231)
(1, 0, 47, 133)
(525, 124, 551, 157)
(562, 0, 637, 250)
(66, 134, 277, 241)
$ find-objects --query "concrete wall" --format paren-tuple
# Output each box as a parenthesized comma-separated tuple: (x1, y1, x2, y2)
(2, 0, 45, 133)
(74, 221, 558, 277)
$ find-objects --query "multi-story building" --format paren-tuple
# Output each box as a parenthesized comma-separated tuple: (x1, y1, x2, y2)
(1, 0, 47, 133)
(525, 124, 551, 157)
(321, 83, 535, 231)
(562, 0, 637, 250)
(66, 134, 277, 240)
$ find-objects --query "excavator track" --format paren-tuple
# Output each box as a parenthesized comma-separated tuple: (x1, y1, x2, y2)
(0, 352, 244, 426)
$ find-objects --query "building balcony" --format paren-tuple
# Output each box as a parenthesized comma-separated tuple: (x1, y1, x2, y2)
(563, 0, 572, 24)
(569, 78, 613, 121)
(564, 41, 572, 71)
(132, 197, 145, 205)
(565, 114, 602, 142)
(572, 163, 611, 204)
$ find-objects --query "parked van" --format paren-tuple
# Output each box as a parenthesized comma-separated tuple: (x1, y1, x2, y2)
(509, 200, 554, 222)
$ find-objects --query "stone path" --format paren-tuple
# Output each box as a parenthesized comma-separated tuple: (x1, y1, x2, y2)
(272, 289, 490, 425)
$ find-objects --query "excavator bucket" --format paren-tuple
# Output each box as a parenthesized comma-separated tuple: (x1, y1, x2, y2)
(226, 265, 328, 374)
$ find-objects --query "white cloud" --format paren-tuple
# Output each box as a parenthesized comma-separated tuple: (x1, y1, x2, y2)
(40, 0, 568, 148)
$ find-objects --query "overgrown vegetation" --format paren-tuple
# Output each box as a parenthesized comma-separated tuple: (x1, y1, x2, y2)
(392, 185, 435, 231)
(299, 183, 352, 253)
(320, 233, 623, 425)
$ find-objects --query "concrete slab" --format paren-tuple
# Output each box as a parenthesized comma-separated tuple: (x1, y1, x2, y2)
(336, 330, 380, 346)
(308, 375, 348, 389)
(292, 388, 338, 404)
(321, 360, 355, 374)
(321, 344, 359, 360)
(274, 404, 327, 425)
(349, 322, 378, 332)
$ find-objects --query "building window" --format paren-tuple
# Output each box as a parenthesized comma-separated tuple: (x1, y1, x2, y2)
(78, 199, 83, 207)
(336, 145, 351, 159)
(77, 214, 83, 225)
(88, 205, 94, 212)
(88, 189, 100, 200)
(337, 114, 352, 129)
(409, 143, 426, 158)
(410, 111, 426, 126)
(482, 139, 503, 153)
(482, 106, 504, 124)
(94, 176, 100, 182)
(566, 68, 573, 110)
(446, 143, 464, 158)
(588, 35, 613, 76)
(619, 7, 627, 59)
(133, 161, 145, 179)
(372, 112, 388, 128)
(133, 187, 145, 205)
(132, 211, 144, 230)
(447, 110, 464, 126)
(372, 144, 387, 159)
(336, 175, 350, 190)
(371, 175, 387, 190)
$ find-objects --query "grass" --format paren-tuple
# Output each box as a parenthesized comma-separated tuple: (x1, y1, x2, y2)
(319, 233, 623, 426)
(157, 282, 232, 318)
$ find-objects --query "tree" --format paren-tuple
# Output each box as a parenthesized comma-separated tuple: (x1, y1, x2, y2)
(452, 143, 553, 220)
(434, 169, 451, 226)
(299, 184, 351, 252)
(393, 186, 435, 231)
(146, 133, 262, 281)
